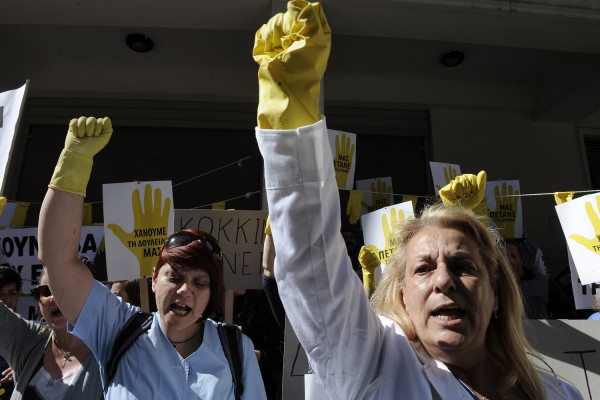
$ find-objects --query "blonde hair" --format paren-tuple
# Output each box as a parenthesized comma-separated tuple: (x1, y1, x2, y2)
(371, 204, 547, 400)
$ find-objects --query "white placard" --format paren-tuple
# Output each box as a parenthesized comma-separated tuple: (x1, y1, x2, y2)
(361, 201, 415, 277)
(0, 82, 28, 194)
(356, 177, 394, 215)
(175, 209, 268, 290)
(0, 226, 104, 320)
(327, 129, 357, 190)
(556, 193, 600, 285)
(103, 181, 174, 281)
(429, 162, 461, 196)
(485, 180, 523, 238)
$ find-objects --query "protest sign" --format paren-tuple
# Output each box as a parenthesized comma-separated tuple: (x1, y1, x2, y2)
(0, 82, 28, 194)
(327, 129, 357, 191)
(569, 249, 600, 310)
(356, 177, 393, 215)
(361, 201, 414, 276)
(485, 180, 523, 238)
(103, 181, 174, 281)
(175, 209, 268, 289)
(0, 226, 103, 320)
(556, 193, 600, 285)
(429, 162, 461, 195)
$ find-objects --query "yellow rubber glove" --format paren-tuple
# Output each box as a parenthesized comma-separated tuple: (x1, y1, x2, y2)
(0, 197, 6, 219)
(361, 179, 392, 213)
(435, 164, 459, 193)
(49, 116, 113, 196)
(491, 182, 519, 238)
(473, 195, 490, 227)
(554, 191, 575, 205)
(264, 215, 272, 235)
(334, 133, 355, 188)
(569, 194, 600, 255)
(439, 170, 487, 210)
(107, 184, 172, 277)
(253, 0, 331, 129)
(346, 190, 364, 225)
(212, 201, 226, 210)
(359, 245, 380, 290)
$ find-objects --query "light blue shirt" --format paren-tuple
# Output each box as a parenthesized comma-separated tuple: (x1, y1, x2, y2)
(588, 312, 600, 320)
(71, 280, 266, 399)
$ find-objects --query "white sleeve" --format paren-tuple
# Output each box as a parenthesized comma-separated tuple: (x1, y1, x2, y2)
(255, 119, 385, 399)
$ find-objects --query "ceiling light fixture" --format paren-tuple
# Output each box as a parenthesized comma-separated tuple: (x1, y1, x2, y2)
(126, 34, 154, 53)
(440, 50, 464, 67)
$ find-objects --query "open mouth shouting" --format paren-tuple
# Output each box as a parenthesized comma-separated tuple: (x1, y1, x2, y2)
(171, 303, 192, 316)
(431, 305, 465, 322)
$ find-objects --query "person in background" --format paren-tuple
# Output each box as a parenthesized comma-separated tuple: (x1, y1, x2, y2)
(505, 238, 549, 319)
(109, 279, 141, 307)
(588, 295, 600, 320)
(253, 2, 583, 398)
(0, 269, 102, 399)
(0, 266, 22, 400)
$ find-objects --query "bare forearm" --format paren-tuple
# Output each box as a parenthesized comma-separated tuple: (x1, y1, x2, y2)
(38, 188, 92, 324)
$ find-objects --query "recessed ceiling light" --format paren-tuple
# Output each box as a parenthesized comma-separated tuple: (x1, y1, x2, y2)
(126, 34, 154, 53)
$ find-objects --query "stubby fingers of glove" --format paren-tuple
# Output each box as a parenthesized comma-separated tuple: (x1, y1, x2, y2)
(49, 116, 113, 197)
(554, 191, 575, 205)
(254, 0, 331, 129)
(360, 245, 380, 290)
(439, 170, 487, 209)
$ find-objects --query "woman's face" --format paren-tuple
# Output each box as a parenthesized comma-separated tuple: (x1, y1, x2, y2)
(152, 264, 211, 340)
(401, 226, 497, 364)
(38, 275, 67, 330)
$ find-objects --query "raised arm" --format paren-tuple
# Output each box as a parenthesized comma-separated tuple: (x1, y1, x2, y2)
(38, 116, 113, 324)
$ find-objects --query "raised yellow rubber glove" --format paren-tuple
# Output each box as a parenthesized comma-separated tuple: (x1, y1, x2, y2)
(569, 194, 600, 255)
(359, 245, 380, 290)
(334, 133, 355, 188)
(107, 184, 172, 277)
(264, 215, 272, 235)
(346, 190, 364, 225)
(49, 116, 113, 196)
(554, 191, 575, 205)
(253, 0, 331, 129)
(439, 170, 487, 210)
(491, 182, 519, 238)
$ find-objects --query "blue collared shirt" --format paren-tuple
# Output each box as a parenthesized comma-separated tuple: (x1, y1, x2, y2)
(71, 280, 266, 399)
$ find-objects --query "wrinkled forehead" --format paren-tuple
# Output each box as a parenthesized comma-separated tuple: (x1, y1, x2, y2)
(407, 225, 480, 260)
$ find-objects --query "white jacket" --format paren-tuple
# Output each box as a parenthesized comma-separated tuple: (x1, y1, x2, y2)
(255, 118, 583, 400)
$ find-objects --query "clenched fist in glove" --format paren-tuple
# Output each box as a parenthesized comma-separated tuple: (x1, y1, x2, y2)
(49, 116, 113, 196)
(439, 170, 487, 210)
(253, 0, 331, 130)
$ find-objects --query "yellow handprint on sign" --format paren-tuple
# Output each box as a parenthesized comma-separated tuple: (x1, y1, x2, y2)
(367, 208, 412, 266)
(361, 180, 392, 213)
(569, 195, 600, 256)
(473, 195, 490, 227)
(107, 184, 172, 277)
(490, 183, 519, 238)
(435, 165, 458, 192)
(346, 190, 364, 225)
(334, 133, 355, 189)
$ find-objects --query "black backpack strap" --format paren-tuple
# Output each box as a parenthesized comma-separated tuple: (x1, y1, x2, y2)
(217, 323, 244, 400)
(104, 311, 153, 391)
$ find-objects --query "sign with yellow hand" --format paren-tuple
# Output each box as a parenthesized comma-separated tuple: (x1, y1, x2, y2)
(356, 177, 394, 215)
(556, 193, 600, 285)
(103, 181, 174, 281)
(0, 82, 28, 195)
(0, 201, 29, 229)
(360, 200, 414, 275)
(327, 129, 357, 190)
(485, 180, 523, 238)
(0, 226, 104, 320)
(567, 249, 599, 310)
(175, 209, 268, 290)
(430, 162, 461, 195)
